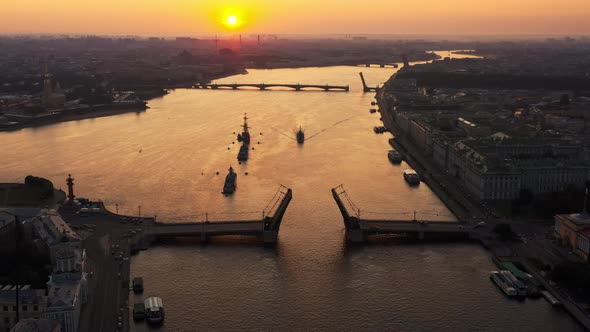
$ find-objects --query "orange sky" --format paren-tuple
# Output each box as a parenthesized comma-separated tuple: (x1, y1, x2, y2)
(1, 0, 589, 36)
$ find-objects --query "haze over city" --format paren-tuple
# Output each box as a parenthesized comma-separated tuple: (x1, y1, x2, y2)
(1, 0, 590, 36)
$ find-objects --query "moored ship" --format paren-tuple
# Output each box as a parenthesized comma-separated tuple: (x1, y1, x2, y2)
(132, 277, 144, 293)
(388, 150, 402, 163)
(223, 166, 237, 194)
(490, 271, 517, 297)
(403, 169, 420, 185)
(499, 270, 528, 297)
(144, 296, 165, 325)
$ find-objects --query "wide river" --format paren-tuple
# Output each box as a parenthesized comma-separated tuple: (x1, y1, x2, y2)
(0, 51, 581, 331)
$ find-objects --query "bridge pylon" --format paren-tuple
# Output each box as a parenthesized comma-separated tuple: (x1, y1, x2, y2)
(331, 185, 365, 243)
(261, 185, 292, 245)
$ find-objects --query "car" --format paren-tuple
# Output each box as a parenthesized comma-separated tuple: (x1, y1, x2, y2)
(135, 228, 142, 232)
(474, 221, 486, 228)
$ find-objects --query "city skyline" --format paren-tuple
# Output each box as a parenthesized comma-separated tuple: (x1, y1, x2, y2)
(1, 0, 590, 36)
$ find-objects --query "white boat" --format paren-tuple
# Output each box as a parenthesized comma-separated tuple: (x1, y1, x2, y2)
(388, 150, 402, 163)
(403, 169, 420, 185)
(490, 271, 517, 297)
(144, 296, 164, 324)
(499, 270, 528, 297)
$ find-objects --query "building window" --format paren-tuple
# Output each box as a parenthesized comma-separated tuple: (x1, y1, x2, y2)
(2, 306, 7, 311)
(12, 306, 16, 311)
(33, 304, 39, 311)
(22, 305, 27, 311)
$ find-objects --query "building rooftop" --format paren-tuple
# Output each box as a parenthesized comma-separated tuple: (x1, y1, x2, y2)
(580, 227, 590, 239)
(558, 213, 590, 226)
(33, 209, 80, 245)
(0, 211, 16, 229)
(0, 287, 46, 305)
(9, 319, 60, 332)
(46, 278, 81, 309)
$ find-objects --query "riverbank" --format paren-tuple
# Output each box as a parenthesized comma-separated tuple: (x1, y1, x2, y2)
(247, 52, 439, 70)
(376, 72, 590, 331)
(0, 103, 148, 132)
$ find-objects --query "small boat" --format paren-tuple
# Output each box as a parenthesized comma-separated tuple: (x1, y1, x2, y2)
(132, 277, 144, 293)
(490, 271, 517, 297)
(388, 150, 402, 163)
(369, 109, 377, 114)
(237, 144, 249, 161)
(144, 296, 164, 324)
(371, 101, 376, 106)
(296, 127, 305, 144)
(541, 290, 562, 306)
(222, 166, 237, 194)
(403, 169, 420, 185)
(133, 303, 145, 320)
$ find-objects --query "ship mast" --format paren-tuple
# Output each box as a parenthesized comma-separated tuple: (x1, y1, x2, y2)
(242, 113, 250, 133)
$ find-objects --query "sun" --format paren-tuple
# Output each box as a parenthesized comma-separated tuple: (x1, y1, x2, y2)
(226, 15, 238, 26)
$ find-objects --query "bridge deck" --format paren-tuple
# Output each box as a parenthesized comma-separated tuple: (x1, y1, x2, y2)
(195, 83, 349, 91)
(149, 220, 264, 236)
(359, 220, 469, 234)
(143, 187, 292, 245)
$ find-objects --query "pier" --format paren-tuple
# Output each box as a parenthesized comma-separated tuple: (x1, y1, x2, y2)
(194, 82, 349, 92)
(143, 185, 292, 245)
(331, 185, 472, 243)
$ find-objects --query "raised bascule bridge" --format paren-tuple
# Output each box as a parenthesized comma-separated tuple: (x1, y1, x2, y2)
(331, 185, 473, 244)
(142, 185, 292, 246)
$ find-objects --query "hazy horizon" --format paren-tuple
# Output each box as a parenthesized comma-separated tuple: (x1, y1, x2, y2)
(2, 0, 590, 37)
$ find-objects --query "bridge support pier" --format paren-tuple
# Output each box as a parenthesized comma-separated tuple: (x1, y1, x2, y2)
(262, 231, 278, 246)
(346, 229, 367, 243)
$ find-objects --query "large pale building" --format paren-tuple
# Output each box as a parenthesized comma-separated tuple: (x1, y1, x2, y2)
(44, 247, 86, 332)
(554, 211, 590, 261)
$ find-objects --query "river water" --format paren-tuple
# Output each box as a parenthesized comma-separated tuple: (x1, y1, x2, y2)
(0, 51, 582, 331)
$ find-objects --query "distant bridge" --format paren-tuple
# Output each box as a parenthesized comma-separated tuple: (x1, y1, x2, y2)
(194, 82, 349, 92)
(362, 63, 399, 68)
(331, 185, 473, 243)
(144, 186, 292, 245)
